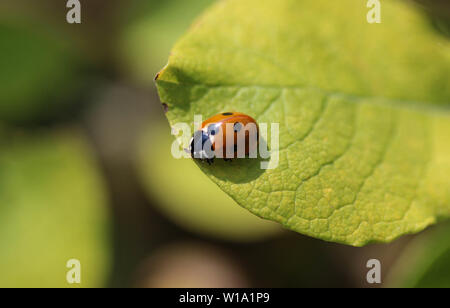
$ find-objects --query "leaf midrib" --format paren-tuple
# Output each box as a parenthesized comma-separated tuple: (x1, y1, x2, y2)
(156, 78, 450, 113)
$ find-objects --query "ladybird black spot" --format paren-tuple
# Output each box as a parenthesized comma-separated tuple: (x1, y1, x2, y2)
(222, 112, 233, 116)
(208, 124, 219, 135)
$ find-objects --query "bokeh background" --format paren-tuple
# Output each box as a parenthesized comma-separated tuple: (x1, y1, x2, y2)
(0, 0, 448, 288)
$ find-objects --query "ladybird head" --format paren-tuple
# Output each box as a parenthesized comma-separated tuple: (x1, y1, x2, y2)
(190, 130, 213, 159)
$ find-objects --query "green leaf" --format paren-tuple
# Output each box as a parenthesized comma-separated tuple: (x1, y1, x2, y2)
(0, 129, 111, 287)
(155, 0, 450, 246)
(387, 223, 450, 288)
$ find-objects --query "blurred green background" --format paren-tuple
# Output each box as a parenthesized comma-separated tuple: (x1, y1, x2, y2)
(0, 0, 448, 288)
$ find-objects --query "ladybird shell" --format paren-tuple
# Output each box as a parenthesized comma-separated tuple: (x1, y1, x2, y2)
(198, 112, 259, 158)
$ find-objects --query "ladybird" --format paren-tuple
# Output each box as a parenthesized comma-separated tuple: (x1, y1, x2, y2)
(189, 112, 259, 164)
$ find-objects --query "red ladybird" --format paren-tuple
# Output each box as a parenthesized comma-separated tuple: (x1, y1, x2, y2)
(189, 112, 259, 164)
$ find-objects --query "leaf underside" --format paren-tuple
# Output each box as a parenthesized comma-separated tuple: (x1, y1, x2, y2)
(156, 0, 450, 246)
